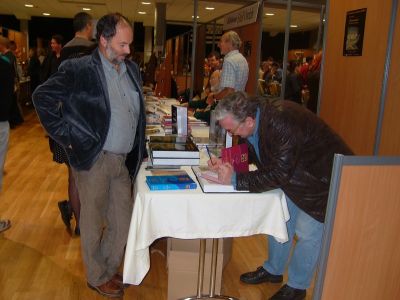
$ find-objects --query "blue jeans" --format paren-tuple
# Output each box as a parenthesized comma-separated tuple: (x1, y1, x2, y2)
(263, 197, 324, 290)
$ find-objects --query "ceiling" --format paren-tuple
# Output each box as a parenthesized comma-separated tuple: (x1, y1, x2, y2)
(0, 0, 325, 33)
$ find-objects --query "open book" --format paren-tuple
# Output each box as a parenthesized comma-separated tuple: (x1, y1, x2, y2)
(192, 166, 249, 193)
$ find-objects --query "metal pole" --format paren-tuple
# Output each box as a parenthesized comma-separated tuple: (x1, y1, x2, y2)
(212, 21, 217, 52)
(280, 0, 292, 100)
(190, 0, 198, 101)
(316, 5, 325, 51)
(196, 239, 206, 297)
(209, 239, 219, 297)
(373, 0, 398, 155)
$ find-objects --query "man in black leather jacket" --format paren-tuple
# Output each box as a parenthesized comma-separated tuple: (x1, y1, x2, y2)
(33, 13, 146, 298)
(208, 92, 353, 300)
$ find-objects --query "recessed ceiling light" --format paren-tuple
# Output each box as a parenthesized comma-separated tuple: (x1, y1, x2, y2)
(290, 25, 298, 28)
(42, 13, 51, 16)
(205, 7, 215, 10)
(82, 7, 91, 11)
(192, 16, 200, 19)
(24, 4, 34, 8)
(138, 11, 147, 15)
(265, 13, 275, 16)
(141, 1, 151, 4)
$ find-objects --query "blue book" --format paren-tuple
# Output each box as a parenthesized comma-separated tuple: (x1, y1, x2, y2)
(146, 174, 197, 191)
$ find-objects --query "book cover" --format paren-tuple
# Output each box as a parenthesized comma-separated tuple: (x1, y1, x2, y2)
(149, 139, 199, 158)
(149, 135, 188, 144)
(171, 105, 188, 136)
(146, 174, 197, 190)
(221, 143, 249, 173)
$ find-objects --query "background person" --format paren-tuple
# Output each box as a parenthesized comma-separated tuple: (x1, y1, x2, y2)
(207, 30, 248, 104)
(54, 11, 96, 236)
(0, 54, 14, 233)
(208, 92, 353, 300)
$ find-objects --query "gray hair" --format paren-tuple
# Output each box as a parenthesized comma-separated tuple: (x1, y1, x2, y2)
(214, 91, 260, 123)
(223, 30, 242, 49)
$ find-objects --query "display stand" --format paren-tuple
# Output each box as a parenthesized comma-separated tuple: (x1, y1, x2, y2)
(180, 239, 238, 300)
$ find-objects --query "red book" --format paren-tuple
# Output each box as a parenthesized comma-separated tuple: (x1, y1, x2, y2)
(221, 143, 249, 174)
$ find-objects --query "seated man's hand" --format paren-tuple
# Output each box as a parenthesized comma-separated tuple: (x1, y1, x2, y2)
(217, 163, 234, 185)
(206, 93, 214, 105)
(207, 156, 222, 171)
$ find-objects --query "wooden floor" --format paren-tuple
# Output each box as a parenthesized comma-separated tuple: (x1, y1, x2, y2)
(0, 110, 314, 300)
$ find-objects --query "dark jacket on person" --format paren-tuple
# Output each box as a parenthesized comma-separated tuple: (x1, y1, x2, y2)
(0, 57, 14, 121)
(60, 40, 96, 61)
(32, 49, 147, 179)
(236, 99, 353, 222)
(39, 52, 62, 83)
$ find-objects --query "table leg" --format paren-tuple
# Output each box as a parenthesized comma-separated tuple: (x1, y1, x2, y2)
(180, 239, 239, 300)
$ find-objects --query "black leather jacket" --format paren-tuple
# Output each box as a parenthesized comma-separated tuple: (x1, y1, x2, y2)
(236, 100, 353, 222)
(33, 49, 146, 180)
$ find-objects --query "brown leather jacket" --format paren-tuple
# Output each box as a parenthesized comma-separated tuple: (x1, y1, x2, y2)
(236, 100, 353, 222)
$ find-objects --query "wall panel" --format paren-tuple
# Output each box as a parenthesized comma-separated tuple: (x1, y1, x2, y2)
(320, 0, 392, 154)
(320, 164, 400, 300)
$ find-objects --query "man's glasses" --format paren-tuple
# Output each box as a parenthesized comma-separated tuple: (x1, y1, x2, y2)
(226, 122, 242, 136)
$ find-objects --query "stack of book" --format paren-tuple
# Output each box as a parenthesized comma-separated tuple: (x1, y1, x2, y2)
(149, 135, 200, 166)
(161, 115, 172, 135)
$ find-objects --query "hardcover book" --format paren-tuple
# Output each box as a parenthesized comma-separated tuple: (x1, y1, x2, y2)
(149, 139, 200, 159)
(221, 143, 249, 173)
(171, 105, 188, 136)
(150, 154, 200, 166)
(146, 174, 197, 191)
(149, 135, 188, 144)
(191, 166, 248, 193)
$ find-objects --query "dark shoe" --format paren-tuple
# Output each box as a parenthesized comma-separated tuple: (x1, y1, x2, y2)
(0, 219, 11, 233)
(87, 280, 124, 298)
(74, 226, 80, 236)
(240, 266, 283, 284)
(111, 273, 130, 289)
(57, 200, 72, 229)
(270, 284, 306, 300)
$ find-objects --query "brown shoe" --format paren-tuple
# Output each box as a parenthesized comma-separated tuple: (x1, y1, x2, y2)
(87, 279, 123, 298)
(112, 273, 130, 289)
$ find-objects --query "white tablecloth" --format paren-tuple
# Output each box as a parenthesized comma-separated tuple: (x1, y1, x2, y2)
(123, 165, 290, 285)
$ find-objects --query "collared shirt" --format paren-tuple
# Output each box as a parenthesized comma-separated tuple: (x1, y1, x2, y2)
(100, 50, 140, 154)
(247, 107, 261, 160)
(220, 50, 249, 92)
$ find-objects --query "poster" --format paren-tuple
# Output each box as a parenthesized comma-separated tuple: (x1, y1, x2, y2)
(343, 8, 367, 56)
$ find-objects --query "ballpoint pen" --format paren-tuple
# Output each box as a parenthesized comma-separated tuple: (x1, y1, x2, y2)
(205, 145, 215, 165)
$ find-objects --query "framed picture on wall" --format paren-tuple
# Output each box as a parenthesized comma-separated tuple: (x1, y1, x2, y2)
(243, 41, 252, 58)
(343, 8, 367, 56)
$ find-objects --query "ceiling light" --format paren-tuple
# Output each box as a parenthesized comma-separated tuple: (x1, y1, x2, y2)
(82, 7, 91, 11)
(265, 13, 275, 16)
(205, 7, 215, 10)
(290, 25, 298, 28)
(323, 18, 326, 22)
(192, 16, 200, 19)
(141, 1, 151, 4)
(24, 4, 34, 8)
(42, 13, 51, 16)
(138, 11, 147, 15)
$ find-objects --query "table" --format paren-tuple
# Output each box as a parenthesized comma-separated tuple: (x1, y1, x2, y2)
(123, 164, 290, 295)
